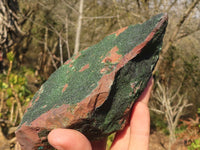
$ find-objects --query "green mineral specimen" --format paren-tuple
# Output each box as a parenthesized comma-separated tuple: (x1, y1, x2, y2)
(16, 13, 168, 150)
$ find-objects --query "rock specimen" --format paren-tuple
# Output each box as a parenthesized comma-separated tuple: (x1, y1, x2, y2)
(16, 13, 168, 150)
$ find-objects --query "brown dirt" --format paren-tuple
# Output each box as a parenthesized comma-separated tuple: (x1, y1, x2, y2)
(149, 131, 188, 150)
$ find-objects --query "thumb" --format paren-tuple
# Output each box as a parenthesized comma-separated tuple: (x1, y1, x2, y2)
(48, 128, 92, 150)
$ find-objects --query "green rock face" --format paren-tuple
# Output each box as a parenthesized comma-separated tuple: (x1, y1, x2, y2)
(16, 13, 168, 150)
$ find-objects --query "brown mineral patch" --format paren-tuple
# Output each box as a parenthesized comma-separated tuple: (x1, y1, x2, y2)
(130, 82, 135, 89)
(83, 47, 89, 51)
(34, 96, 40, 102)
(42, 105, 47, 108)
(79, 64, 90, 72)
(112, 26, 128, 36)
(29, 104, 72, 129)
(15, 123, 42, 150)
(100, 66, 114, 74)
(25, 99, 33, 113)
(102, 46, 122, 64)
(74, 52, 81, 59)
(64, 58, 72, 65)
(62, 84, 68, 93)
(100, 68, 107, 74)
(69, 64, 73, 67)
(104, 58, 112, 63)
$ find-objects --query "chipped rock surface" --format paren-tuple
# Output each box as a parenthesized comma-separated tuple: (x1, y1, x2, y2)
(16, 13, 168, 150)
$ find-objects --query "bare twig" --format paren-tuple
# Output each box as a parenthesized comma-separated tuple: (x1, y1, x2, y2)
(150, 81, 192, 150)
(74, 0, 84, 54)
(0, 92, 4, 113)
(82, 16, 117, 19)
(59, 36, 63, 65)
(9, 99, 15, 123)
(61, 0, 79, 14)
(112, 0, 122, 28)
(65, 16, 71, 58)
(47, 47, 58, 70)
(166, 0, 178, 12)
(11, 85, 23, 121)
(154, 0, 200, 72)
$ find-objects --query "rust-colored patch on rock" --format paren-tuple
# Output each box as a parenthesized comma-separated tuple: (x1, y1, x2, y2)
(79, 64, 90, 72)
(83, 47, 89, 51)
(74, 52, 81, 59)
(102, 46, 122, 64)
(24, 100, 33, 113)
(69, 64, 73, 68)
(115, 29, 158, 70)
(29, 104, 72, 129)
(34, 96, 40, 102)
(73, 74, 113, 116)
(64, 58, 72, 65)
(62, 84, 68, 93)
(43, 105, 47, 108)
(100, 68, 107, 74)
(100, 66, 114, 74)
(27, 86, 44, 111)
(118, 104, 132, 129)
(15, 124, 42, 150)
(112, 26, 128, 36)
(130, 82, 135, 89)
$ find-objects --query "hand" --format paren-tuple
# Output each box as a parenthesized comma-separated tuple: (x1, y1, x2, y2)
(48, 77, 154, 150)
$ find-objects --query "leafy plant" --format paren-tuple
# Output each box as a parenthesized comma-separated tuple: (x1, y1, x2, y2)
(188, 138, 200, 150)
(106, 133, 115, 150)
(0, 71, 33, 126)
(0, 51, 34, 126)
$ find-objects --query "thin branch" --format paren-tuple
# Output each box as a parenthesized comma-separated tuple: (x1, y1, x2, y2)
(82, 16, 117, 20)
(11, 84, 23, 120)
(176, 28, 200, 40)
(154, 0, 200, 72)
(166, 0, 178, 12)
(150, 108, 164, 114)
(0, 92, 4, 113)
(65, 16, 71, 58)
(74, 0, 84, 54)
(59, 36, 63, 65)
(61, 0, 79, 14)
(47, 47, 58, 70)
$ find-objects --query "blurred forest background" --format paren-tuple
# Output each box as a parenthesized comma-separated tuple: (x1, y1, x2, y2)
(0, 0, 200, 149)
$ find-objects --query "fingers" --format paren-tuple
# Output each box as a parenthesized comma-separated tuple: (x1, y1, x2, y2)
(128, 77, 154, 150)
(48, 78, 154, 150)
(136, 77, 154, 105)
(110, 125, 131, 150)
(48, 128, 92, 150)
(111, 77, 154, 150)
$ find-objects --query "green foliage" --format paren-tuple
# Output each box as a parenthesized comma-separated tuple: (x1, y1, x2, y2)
(188, 138, 200, 150)
(175, 124, 187, 136)
(150, 112, 169, 134)
(106, 133, 115, 150)
(6, 51, 15, 62)
(187, 108, 200, 150)
(197, 108, 200, 114)
(0, 68, 34, 124)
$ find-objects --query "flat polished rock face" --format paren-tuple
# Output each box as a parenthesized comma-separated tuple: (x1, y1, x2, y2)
(16, 13, 168, 150)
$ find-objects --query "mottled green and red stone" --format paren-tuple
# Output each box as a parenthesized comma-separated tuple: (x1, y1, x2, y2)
(16, 13, 168, 150)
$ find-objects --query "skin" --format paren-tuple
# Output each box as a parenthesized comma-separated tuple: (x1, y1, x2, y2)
(48, 77, 154, 150)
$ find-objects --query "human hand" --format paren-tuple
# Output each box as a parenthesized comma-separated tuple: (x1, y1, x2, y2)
(48, 77, 154, 150)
